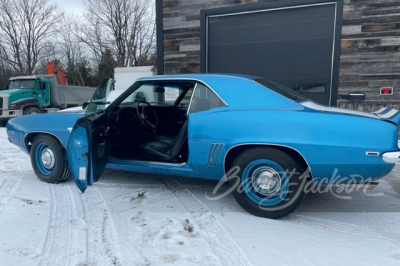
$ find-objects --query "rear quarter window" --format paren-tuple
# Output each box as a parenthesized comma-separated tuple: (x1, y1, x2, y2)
(255, 79, 308, 102)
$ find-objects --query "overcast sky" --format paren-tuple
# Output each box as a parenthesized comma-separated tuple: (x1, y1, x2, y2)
(51, 0, 85, 16)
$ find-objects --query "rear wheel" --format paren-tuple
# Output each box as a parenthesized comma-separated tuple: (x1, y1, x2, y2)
(24, 107, 41, 115)
(229, 147, 308, 219)
(30, 135, 71, 183)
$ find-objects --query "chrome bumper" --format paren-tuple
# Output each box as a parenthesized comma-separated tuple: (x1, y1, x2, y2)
(382, 151, 400, 164)
(0, 109, 23, 119)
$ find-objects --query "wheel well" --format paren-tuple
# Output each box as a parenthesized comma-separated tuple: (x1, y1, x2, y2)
(224, 144, 312, 178)
(24, 132, 65, 153)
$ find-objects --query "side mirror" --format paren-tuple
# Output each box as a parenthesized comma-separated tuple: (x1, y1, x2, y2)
(5, 84, 9, 90)
(82, 101, 90, 110)
(348, 92, 365, 102)
(39, 82, 46, 90)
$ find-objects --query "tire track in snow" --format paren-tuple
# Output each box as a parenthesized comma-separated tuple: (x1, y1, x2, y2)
(0, 176, 22, 213)
(283, 214, 391, 240)
(38, 184, 77, 266)
(313, 194, 400, 242)
(80, 188, 122, 266)
(158, 178, 252, 266)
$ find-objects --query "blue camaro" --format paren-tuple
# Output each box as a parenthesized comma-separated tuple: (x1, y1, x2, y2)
(6, 74, 400, 218)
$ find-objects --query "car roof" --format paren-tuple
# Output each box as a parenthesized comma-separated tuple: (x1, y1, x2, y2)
(138, 73, 259, 81)
(138, 74, 302, 110)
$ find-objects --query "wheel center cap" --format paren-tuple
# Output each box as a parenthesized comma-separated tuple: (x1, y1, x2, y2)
(252, 167, 282, 196)
(41, 148, 55, 169)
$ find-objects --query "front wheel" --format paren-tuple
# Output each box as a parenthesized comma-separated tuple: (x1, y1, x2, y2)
(24, 107, 41, 115)
(0, 119, 7, 127)
(30, 135, 71, 183)
(229, 147, 308, 219)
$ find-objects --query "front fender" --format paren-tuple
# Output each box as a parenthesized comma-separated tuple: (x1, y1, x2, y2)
(6, 112, 84, 154)
(10, 97, 41, 110)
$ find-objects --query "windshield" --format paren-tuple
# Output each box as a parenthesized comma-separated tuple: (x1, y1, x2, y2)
(9, 79, 36, 90)
(85, 77, 115, 116)
(255, 79, 308, 102)
(120, 81, 195, 107)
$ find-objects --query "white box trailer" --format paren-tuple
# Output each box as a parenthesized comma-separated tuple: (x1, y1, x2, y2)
(114, 66, 154, 91)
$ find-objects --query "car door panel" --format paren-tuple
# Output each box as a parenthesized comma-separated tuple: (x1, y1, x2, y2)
(89, 113, 109, 184)
(67, 118, 90, 192)
(67, 78, 113, 192)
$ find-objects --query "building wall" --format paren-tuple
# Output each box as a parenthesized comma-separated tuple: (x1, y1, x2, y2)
(161, 0, 400, 110)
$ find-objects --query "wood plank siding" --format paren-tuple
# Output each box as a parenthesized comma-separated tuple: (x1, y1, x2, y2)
(161, 0, 400, 111)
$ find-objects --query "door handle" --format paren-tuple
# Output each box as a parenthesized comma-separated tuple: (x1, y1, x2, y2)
(104, 127, 110, 136)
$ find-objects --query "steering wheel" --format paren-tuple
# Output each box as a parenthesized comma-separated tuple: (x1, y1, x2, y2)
(136, 100, 158, 129)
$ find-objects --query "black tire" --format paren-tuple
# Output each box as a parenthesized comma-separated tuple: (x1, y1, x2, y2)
(30, 134, 71, 183)
(0, 119, 7, 127)
(229, 147, 308, 219)
(24, 106, 41, 115)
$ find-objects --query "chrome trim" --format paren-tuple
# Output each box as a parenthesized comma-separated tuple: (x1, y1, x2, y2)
(251, 166, 282, 196)
(382, 151, 400, 164)
(204, 2, 337, 106)
(41, 147, 56, 169)
(110, 157, 186, 167)
(223, 143, 313, 176)
(67, 127, 73, 132)
(329, 2, 337, 105)
(139, 77, 228, 107)
(23, 131, 66, 152)
(186, 83, 198, 116)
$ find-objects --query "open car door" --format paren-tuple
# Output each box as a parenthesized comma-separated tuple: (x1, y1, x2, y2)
(67, 77, 114, 192)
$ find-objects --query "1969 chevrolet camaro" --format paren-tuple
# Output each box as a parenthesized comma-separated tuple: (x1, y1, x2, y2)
(6, 74, 400, 218)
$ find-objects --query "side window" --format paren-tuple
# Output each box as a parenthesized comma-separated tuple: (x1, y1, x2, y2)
(179, 87, 194, 108)
(189, 83, 226, 114)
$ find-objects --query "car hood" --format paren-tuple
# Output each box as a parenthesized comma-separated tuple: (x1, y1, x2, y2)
(58, 106, 85, 113)
(0, 89, 28, 96)
(0, 90, 10, 96)
(302, 101, 400, 125)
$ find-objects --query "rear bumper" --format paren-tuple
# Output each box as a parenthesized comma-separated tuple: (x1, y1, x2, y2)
(382, 151, 400, 164)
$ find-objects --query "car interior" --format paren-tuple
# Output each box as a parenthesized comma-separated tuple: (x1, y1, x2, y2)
(107, 80, 225, 164)
(107, 80, 226, 164)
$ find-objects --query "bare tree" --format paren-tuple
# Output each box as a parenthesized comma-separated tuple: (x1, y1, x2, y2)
(0, 0, 60, 75)
(81, 0, 156, 67)
(57, 16, 87, 85)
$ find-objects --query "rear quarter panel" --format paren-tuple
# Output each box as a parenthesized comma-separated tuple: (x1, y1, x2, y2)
(188, 108, 397, 183)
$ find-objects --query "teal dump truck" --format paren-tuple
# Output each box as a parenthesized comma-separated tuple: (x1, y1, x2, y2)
(0, 74, 96, 124)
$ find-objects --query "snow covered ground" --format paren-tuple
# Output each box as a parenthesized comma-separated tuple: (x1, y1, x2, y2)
(0, 126, 400, 266)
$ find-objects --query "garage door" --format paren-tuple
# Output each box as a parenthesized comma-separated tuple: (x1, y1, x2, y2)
(201, 2, 342, 106)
